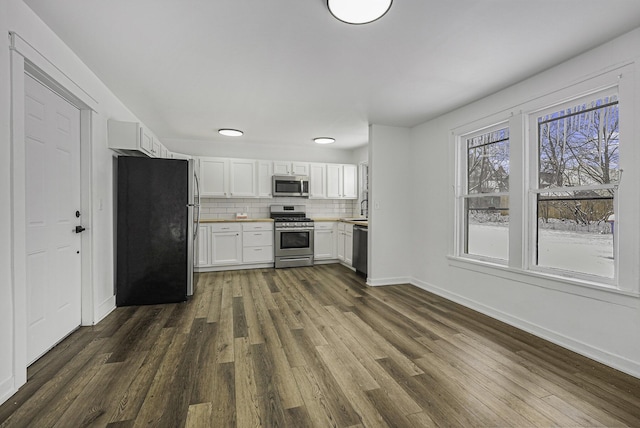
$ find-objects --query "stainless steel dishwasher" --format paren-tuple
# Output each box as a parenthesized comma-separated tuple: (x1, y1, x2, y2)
(353, 225, 368, 278)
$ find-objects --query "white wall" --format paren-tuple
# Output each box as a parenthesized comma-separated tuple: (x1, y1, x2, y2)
(0, 0, 15, 403)
(408, 28, 640, 377)
(350, 144, 368, 165)
(0, 0, 157, 404)
(368, 125, 411, 285)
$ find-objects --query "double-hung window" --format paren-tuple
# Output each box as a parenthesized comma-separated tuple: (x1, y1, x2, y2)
(531, 91, 619, 280)
(453, 66, 636, 294)
(459, 125, 510, 261)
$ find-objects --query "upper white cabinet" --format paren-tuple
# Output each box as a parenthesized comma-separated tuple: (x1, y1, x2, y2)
(108, 119, 170, 158)
(309, 163, 326, 199)
(342, 164, 358, 198)
(327, 164, 358, 199)
(258, 160, 273, 198)
(108, 120, 154, 157)
(273, 161, 309, 176)
(200, 157, 229, 197)
(170, 152, 192, 160)
(199, 156, 357, 200)
(229, 159, 257, 197)
(200, 157, 260, 198)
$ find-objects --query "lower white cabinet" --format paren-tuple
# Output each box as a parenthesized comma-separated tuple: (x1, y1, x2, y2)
(211, 223, 242, 265)
(198, 221, 274, 270)
(197, 224, 210, 266)
(314, 222, 337, 260)
(242, 223, 274, 263)
(337, 222, 353, 266)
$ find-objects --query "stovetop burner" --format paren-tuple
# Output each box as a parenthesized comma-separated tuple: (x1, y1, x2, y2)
(274, 216, 313, 222)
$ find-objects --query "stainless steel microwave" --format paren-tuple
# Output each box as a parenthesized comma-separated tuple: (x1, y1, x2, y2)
(272, 175, 309, 197)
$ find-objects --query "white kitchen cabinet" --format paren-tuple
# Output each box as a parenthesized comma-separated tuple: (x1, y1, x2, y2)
(197, 224, 210, 266)
(344, 224, 353, 265)
(200, 157, 229, 197)
(273, 161, 309, 176)
(160, 144, 169, 159)
(211, 223, 242, 265)
(258, 160, 273, 197)
(151, 138, 162, 158)
(327, 164, 358, 199)
(337, 222, 353, 266)
(314, 222, 337, 260)
(242, 222, 274, 264)
(327, 164, 341, 198)
(309, 163, 326, 199)
(342, 164, 358, 199)
(170, 151, 192, 160)
(229, 159, 257, 197)
(108, 120, 155, 157)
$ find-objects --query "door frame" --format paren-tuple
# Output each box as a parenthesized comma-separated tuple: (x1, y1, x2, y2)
(9, 32, 97, 390)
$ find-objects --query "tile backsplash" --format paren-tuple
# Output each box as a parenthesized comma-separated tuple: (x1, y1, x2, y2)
(200, 197, 358, 220)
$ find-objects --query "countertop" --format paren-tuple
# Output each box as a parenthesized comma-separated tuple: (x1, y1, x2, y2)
(199, 218, 274, 223)
(199, 217, 368, 226)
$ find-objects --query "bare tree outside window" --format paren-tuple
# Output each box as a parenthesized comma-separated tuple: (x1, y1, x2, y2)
(536, 95, 618, 278)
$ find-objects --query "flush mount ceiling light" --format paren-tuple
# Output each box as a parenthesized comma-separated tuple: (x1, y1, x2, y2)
(327, 0, 392, 24)
(314, 137, 335, 144)
(218, 128, 243, 137)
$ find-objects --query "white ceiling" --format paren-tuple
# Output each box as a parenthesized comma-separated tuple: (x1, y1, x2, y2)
(24, 0, 640, 150)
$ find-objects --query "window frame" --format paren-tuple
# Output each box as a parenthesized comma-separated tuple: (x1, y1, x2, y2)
(526, 89, 620, 285)
(455, 121, 511, 265)
(450, 63, 639, 298)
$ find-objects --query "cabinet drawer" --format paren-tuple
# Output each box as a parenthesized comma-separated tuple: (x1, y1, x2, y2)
(243, 231, 273, 247)
(243, 246, 273, 263)
(314, 222, 336, 230)
(210, 223, 241, 233)
(242, 222, 273, 232)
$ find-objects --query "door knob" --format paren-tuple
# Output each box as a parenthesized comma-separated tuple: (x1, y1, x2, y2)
(74, 225, 86, 233)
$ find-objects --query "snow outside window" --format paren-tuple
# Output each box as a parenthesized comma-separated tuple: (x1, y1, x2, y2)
(462, 126, 510, 261)
(532, 93, 618, 280)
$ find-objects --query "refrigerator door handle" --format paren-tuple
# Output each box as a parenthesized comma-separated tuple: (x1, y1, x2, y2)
(192, 172, 201, 240)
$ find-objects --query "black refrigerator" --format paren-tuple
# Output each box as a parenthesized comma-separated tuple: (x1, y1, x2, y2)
(116, 156, 200, 306)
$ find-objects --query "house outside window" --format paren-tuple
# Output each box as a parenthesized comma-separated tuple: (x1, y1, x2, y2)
(460, 125, 510, 261)
(452, 65, 637, 295)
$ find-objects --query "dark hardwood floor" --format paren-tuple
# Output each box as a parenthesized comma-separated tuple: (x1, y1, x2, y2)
(2, 264, 640, 427)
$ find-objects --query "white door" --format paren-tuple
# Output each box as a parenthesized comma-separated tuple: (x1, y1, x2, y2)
(25, 74, 82, 364)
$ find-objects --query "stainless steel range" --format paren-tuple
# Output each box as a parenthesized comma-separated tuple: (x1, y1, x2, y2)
(270, 205, 314, 268)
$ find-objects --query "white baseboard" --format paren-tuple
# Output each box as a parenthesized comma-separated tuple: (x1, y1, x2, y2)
(409, 277, 640, 380)
(366, 276, 411, 287)
(196, 263, 274, 272)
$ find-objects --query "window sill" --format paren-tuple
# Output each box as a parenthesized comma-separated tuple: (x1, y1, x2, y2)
(447, 255, 640, 308)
